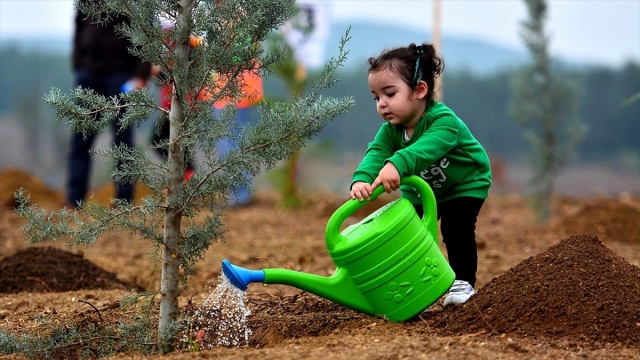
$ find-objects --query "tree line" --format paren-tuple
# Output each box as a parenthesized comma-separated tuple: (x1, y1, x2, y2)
(1, 45, 638, 170)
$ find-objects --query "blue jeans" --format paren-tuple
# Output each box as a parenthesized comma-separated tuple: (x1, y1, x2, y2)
(66, 68, 134, 205)
(215, 107, 257, 205)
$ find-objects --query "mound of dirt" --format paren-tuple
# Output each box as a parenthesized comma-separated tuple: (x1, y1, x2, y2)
(0, 167, 155, 211)
(555, 198, 640, 243)
(0, 246, 130, 293)
(432, 234, 640, 346)
(90, 182, 155, 207)
(0, 168, 63, 209)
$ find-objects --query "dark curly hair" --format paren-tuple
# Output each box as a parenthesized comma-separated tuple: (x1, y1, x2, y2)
(367, 42, 444, 105)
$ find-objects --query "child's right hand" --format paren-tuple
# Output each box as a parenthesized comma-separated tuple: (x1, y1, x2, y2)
(350, 181, 374, 202)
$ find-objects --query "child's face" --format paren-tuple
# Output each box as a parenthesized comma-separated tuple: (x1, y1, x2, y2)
(368, 69, 427, 129)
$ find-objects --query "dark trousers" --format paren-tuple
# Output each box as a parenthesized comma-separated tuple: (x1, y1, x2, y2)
(66, 68, 133, 205)
(414, 196, 485, 287)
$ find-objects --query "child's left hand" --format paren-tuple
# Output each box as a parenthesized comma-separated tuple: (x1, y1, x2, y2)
(372, 163, 401, 193)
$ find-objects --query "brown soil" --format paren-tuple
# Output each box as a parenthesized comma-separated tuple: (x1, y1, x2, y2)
(0, 247, 129, 293)
(0, 168, 63, 209)
(0, 168, 639, 359)
(428, 234, 640, 346)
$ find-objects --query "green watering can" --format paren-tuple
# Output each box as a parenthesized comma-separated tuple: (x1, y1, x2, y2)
(222, 175, 455, 321)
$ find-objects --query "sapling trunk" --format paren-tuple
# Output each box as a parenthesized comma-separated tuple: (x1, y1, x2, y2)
(158, 2, 192, 351)
(158, 97, 186, 352)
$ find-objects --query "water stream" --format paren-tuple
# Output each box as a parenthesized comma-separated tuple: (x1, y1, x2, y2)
(189, 273, 252, 348)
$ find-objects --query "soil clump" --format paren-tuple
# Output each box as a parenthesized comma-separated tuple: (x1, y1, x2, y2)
(0, 246, 129, 293)
(0, 168, 62, 209)
(427, 234, 640, 347)
(554, 197, 640, 243)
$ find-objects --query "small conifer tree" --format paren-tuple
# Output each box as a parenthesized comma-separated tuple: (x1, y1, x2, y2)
(509, 0, 585, 221)
(14, 0, 352, 352)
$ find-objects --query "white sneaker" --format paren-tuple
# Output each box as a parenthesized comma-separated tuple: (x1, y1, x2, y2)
(443, 280, 475, 307)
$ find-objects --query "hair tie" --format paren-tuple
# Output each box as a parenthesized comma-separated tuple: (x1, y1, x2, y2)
(411, 46, 424, 86)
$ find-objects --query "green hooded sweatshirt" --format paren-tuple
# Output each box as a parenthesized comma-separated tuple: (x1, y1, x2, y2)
(352, 101, 492, 204)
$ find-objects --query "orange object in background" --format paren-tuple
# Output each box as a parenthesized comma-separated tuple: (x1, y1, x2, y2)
(190, 35, 204, 48)
(213, 68, 263, 110)
(158, 20, 262, 110)
(158, 34, 208, 109)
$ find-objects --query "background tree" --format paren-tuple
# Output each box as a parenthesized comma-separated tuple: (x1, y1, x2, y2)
(14, 0, 353, 353)
(262, 30, 307, 207)
(508, 0, 586, 221)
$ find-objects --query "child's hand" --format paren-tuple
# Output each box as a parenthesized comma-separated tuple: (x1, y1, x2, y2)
(372, 163, 401, 193)
(350, 181, 373, 201)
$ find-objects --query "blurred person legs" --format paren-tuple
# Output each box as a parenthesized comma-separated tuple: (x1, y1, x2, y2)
(215, 107, 258, 207)
(66, 69, 134, 208)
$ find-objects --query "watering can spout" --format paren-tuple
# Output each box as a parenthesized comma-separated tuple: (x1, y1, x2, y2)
(222, 259, 265, 291)
(221, 260, 374, 316)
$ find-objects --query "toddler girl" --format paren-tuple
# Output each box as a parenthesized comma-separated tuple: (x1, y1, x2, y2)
(350, 42, 492, 306)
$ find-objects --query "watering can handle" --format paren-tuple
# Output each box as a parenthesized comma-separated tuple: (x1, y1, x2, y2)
(326, 175, 438, 250)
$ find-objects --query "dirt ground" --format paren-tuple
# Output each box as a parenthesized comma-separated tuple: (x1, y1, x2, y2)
(1, 168, 640, 359)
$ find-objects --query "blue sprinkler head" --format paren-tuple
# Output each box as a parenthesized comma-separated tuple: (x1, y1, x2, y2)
(221, 259, 265, 291)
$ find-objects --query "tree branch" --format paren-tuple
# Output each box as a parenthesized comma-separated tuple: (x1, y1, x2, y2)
(78, 300, 104, 322)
